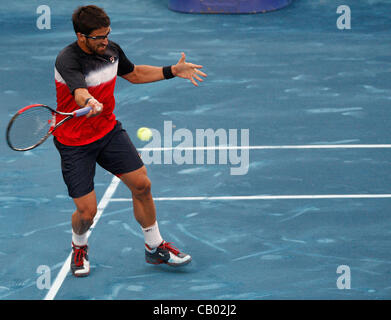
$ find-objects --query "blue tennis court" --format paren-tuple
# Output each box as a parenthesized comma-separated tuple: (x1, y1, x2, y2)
(1, 0, 391, 300)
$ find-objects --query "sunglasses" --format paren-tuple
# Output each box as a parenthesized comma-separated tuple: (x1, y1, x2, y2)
(82, 29, 111, 40)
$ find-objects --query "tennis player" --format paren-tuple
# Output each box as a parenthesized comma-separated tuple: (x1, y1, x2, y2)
(53, 5, 207, 277)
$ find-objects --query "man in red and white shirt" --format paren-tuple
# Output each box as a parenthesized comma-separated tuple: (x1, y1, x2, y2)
(54, 5, 207, 277)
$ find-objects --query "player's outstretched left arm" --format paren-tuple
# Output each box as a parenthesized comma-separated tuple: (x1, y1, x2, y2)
(121, 52, 207, 86)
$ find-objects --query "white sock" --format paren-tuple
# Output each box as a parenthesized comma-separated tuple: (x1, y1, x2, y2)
(72, 231, 88, 246)
(142, 221, 163, 250)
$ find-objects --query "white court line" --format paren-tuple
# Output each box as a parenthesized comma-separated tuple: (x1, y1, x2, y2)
(44, 176, 121, 301)
(140, 144, 391, 151)
(110, 194, 391, 201)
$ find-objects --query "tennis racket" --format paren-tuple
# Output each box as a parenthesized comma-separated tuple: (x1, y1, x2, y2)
(6, 104, 96, 151)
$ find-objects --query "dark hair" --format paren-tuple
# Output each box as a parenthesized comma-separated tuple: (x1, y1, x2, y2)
(72, 5, 110, 35)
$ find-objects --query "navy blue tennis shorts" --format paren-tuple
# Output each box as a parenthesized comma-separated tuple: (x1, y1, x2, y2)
(54, 121, 144, 198)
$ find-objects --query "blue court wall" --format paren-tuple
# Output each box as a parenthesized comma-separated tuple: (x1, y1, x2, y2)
(168, 0, 293, 14)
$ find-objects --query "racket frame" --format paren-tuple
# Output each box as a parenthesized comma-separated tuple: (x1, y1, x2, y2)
(6, 104, 92, 151)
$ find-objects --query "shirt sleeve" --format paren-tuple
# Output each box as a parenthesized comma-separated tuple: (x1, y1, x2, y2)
(55, 49, 87, 95)
(111, 41, 135, 76)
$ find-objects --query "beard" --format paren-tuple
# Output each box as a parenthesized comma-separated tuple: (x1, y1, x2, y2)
(86, 40, 107, 55)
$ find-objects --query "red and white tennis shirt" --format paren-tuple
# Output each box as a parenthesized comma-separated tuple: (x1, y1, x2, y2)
(54, 41, 134, 146)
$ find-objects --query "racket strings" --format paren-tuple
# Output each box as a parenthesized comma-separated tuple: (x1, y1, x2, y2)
(8, 107, 55, 150)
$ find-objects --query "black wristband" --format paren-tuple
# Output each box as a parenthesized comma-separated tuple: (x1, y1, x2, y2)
(163, 66, 175, 79)
(85, 97, 92, 106)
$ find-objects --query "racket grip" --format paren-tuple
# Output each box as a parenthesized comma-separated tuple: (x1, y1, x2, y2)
(73, 107, 92, 117)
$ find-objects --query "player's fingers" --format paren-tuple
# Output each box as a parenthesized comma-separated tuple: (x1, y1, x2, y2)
(90, 101, 103, 112)
(178, 52, 186, 63)
(195, 69, 207, 77)
(86, 103, 102, 118)
(187, 63, 203, 69)
(190, 77, 199, 87)
(86, 109, 95, 118)
(193, 73, 203, 82)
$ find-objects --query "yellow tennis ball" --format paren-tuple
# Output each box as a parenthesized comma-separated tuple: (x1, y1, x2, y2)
(137, 127, 153, 141)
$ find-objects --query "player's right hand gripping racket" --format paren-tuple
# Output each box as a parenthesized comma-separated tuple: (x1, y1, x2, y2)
(6, 104, 96, 151)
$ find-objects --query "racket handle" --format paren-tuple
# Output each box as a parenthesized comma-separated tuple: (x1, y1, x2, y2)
(73, 106, 92, 117)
